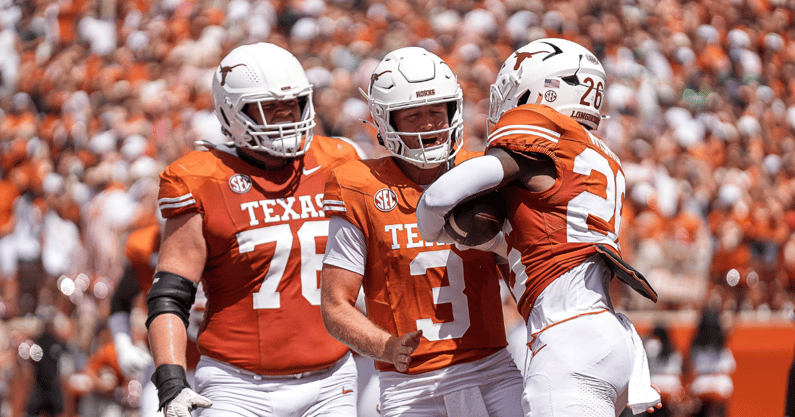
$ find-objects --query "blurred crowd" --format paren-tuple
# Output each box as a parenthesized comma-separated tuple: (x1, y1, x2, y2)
(0, 0, 793, 415)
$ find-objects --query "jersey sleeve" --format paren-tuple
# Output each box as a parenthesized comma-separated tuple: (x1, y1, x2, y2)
(321, 162, 366, 231)
(486, 105, 563, 161)
(323, 216, 367, 275)
(157, 161, 205, 219)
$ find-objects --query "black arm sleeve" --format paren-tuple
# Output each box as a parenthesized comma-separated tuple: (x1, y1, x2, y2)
(145, 271, 197, 329)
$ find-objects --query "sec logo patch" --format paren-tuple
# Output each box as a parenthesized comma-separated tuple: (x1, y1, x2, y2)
(229, 174, 252, 194)
(374, 188, 398, 212)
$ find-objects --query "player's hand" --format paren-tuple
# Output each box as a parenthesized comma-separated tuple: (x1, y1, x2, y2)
(113, 333, 153, 376)
(628, 383, 663, 413)
(387, 330, 423, 372)
(152, 364, 210, 414)
(646, 383, 663, 413)
(164, 387, 212, 417)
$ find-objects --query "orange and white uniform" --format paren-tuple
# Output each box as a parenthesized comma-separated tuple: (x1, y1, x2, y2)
(323, 151, 524, 416)
(157, 137, 358, 376)
(417, 104, 660, 416)
(486, 104, 625, 324)
(489, 104, 658, 416)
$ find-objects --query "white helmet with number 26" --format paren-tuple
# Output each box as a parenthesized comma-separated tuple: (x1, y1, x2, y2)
(364, 47, 463, 169)
(212, 42, 315, 158)
(489, 38, 606, 132)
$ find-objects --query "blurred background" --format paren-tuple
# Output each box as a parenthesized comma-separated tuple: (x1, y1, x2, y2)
(0, 0, 793, 416)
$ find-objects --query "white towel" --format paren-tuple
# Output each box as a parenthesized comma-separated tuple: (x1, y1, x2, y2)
(616, 313, 662, 415)
(443, 386, 490, 417)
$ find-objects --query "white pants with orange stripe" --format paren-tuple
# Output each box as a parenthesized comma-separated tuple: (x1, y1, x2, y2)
(193, 351, 357, 417)
(521, 256, 635, 417)
(378, 348, 524, 417)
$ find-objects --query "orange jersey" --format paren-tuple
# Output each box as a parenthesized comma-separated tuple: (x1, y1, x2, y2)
(323, 151, 507, 374)
(0, 179, 18, 232)
(486, 104, 625, 321)
(157, 137, 359, 375)
(83, 342, 126, 384)
(124, 224, 160, 293)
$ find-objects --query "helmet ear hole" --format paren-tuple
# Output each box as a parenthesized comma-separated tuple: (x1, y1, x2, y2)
(560, 74, 579, 86)
(517, 90, 531, 107)
(446, 101, 457, 124)
(220, 108, 231, 127)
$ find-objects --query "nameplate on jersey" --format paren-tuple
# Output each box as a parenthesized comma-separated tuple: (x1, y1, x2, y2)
(241, 194, 325, 226)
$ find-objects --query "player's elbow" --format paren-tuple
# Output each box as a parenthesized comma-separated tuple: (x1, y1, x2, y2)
(419, 187, 455, 213)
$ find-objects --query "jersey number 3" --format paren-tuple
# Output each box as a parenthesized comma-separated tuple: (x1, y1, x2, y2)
(411, 250, 470, 341)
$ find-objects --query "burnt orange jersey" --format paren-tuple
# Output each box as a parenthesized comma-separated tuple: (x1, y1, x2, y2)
(486, 104, 625, 321)
(124, 224, 160, 293)
(323, 151, 507, 374)
(157, 137, 359, 375)
(84, 342, 126, 384)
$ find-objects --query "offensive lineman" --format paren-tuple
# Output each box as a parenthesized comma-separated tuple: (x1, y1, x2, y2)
(146, 43, 363, 416)
(321, 47, 524, 416)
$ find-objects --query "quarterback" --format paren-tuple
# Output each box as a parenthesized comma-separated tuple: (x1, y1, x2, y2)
(321, 47, 523, 416)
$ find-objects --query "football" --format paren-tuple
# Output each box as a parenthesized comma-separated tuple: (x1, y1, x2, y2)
(444, 191, 506, 247)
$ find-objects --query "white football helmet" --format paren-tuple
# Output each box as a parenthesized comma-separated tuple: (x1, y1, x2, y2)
(364, 47, 463, 168)
(212, 42, 315, 158)
(489, 38, 606, 131)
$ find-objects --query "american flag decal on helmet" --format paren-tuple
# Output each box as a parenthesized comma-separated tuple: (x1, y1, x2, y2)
(544, 79, 560, 88)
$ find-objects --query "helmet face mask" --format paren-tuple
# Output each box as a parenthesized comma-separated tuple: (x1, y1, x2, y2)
(212, 43, 316, 158)
(488, 38, 606, 133)
(364, 47, 463, 169)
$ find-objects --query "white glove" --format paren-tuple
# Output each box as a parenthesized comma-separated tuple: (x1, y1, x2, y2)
(113, 333, 153, 377)
(165, 387, 213, 417)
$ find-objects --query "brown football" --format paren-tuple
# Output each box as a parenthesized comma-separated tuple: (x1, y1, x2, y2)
(444, 191, 506, 247)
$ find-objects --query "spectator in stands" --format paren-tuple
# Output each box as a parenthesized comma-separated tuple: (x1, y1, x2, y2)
(68, 326, 138, 417)
(641, 323, 692, 417)
(687, 307, 736, 417)
(1, 0, 795, 412)
(25, 314, 66, 417)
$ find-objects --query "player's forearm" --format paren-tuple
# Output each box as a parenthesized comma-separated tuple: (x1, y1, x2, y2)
(148, 313, 188, 368)
(417, 155, 506, 241)
(322, 293, 396, 364)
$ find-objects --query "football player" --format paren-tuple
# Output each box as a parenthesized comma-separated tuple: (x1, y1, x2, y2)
(108, 223, 205, 417)
(416, 38, 662, 416)
(320, 47, 524, 416)
(146, 43, 364, 416)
